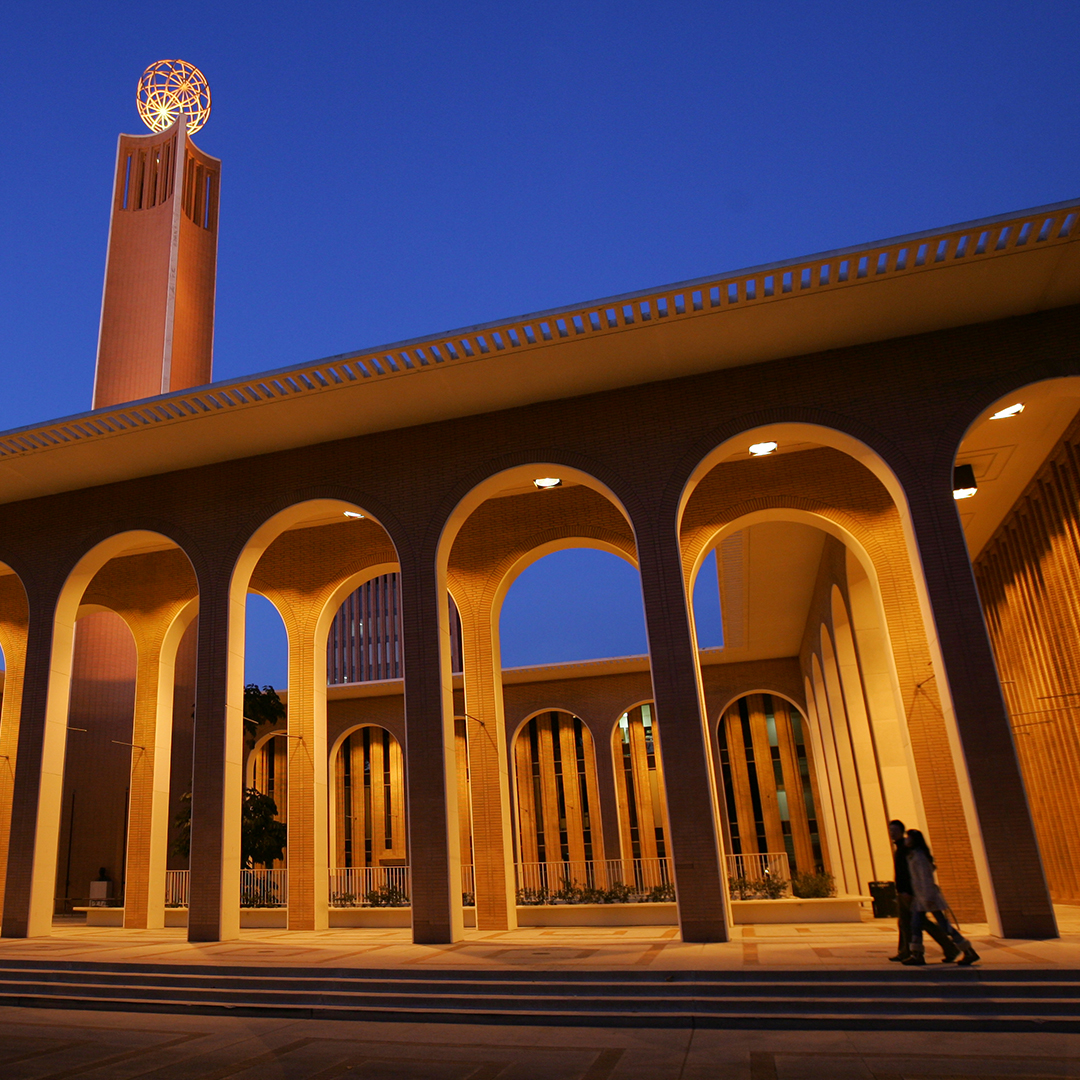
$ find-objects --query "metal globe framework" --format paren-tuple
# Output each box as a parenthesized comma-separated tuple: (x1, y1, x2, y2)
(136, 59, 211, 135)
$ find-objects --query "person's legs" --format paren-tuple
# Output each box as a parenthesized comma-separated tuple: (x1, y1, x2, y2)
(931, 910, 979, 964)
(926, 909, 961, 961)
(892, 893, 913, 960)
(903, 910, 927, 964)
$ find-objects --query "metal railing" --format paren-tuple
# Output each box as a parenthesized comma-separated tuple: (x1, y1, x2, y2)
(164, 870, 189, 908)
(515, 858, 673, 901)
(460, 863, 475, 903)
(163, 868, 289, 907)
(241, 869, 287, 907)
(329, 866, 410, 907)
(726, 852, 792, 898)
(2, 201, 1074, 463)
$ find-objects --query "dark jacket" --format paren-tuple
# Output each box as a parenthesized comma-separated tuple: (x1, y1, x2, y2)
(893, 842, 912, 894)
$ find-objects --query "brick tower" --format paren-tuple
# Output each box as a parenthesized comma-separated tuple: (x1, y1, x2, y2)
(93, 113, 220, 406)
(57, 63, 218, 914)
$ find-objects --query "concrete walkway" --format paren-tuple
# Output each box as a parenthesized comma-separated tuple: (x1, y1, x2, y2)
(2, 904, 1077, 974)
(0, 909, 1078, 1076)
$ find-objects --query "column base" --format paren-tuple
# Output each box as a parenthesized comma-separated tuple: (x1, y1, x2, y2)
(678, 918, 730, 943)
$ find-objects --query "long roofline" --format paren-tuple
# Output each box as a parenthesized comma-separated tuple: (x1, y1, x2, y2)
(0, 197, 1075, 451)
(0, 194, 1074, 507)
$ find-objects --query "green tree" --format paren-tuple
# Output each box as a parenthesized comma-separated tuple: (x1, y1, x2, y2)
(244, 683, 285, 738)
(170, 787, 287, 868)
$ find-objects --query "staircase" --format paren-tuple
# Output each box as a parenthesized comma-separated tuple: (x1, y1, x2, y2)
(0, 960, 1076, 1031)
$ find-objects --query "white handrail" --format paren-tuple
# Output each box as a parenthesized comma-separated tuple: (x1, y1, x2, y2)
(329, 866, 410, 907)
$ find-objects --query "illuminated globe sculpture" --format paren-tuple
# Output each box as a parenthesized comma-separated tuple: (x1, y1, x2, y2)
(136, 59, 211, 135)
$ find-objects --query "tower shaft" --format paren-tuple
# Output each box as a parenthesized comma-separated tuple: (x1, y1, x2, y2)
(93, 116, 220, 408)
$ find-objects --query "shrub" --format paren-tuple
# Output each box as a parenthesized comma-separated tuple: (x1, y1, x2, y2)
(330, 891, 357, 908)
(646, 881, 676, 902)
(364, 883, 410, 907)
(791, 870, 836, 898)
(728, 875, 790, 900)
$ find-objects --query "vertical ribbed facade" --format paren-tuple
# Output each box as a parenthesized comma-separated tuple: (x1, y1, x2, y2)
(326, 575, 462, 683)
(974, 410, 1080, 903)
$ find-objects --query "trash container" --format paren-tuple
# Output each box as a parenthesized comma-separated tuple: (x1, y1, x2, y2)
(868, 881, 897, 918)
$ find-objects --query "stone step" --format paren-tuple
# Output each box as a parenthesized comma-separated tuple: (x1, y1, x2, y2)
(0, 961, 1075, 1031)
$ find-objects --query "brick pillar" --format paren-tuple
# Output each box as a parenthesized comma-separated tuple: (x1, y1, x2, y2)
(0, 580, 29, 922)
(284, 621, 329, 930)
(910, 489, 1056, 939)
(635, 520, 730, 942)
(457, 599, 516, 931)
(399, 557, 463, 943)
(2, 589, 67, 937)
(123, 608, 192, 930)
(187, 576, 242, 942)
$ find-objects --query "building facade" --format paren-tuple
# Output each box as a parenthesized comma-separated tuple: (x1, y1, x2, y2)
(0, 94, 1076, 947)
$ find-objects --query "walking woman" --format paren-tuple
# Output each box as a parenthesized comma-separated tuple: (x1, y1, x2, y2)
(903, 829, 980, 966)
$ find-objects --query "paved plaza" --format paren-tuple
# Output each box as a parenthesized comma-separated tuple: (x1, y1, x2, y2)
(2, 1008, 1080, 1078)
(0, 909, 1077, 1076)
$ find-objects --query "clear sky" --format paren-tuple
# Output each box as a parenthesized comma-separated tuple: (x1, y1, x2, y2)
(2, 1, 1077, 684)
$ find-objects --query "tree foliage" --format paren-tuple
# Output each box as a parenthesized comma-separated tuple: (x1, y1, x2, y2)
(243, 683, 285, 737)
(170, 787, 287, 869)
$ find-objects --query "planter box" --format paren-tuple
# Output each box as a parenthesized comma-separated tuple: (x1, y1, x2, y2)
(731, 896, 868, 923)
(515, 902, 677, 926)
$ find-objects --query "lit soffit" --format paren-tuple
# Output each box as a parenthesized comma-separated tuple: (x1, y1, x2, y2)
(955, 381, 1080, 558)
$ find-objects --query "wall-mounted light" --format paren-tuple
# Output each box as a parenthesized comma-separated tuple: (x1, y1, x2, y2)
(533, 477, 562, 489)
(990, 402, 1024, 420)
(749, 441, 778, 457)
(953, 463, 978, 500)
(343, 510, 365, 519)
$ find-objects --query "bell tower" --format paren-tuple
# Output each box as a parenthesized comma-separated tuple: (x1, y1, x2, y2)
(93, 60, 219, 407)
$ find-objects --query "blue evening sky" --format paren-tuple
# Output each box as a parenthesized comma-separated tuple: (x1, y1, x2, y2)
(1, 2, 1076, 685)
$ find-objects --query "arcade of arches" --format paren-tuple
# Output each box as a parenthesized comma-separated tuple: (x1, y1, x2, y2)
(3, 375, 1080, 943)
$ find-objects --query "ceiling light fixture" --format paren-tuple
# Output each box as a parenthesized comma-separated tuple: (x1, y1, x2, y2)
(990, 402, 1025, 420)
(343, 510, 365, 519)
(533, 477, 562, 489)
(749, 441, 778, 456)
(953, 463, 978, 500)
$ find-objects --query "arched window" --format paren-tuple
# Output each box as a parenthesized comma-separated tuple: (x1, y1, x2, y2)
(613, 704, 668, 863)
(717, 693, 823, 873)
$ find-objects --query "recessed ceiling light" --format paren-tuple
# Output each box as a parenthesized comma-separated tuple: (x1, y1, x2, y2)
(343, 510, 365, 519)
(990, 402, 1025, 420)
(953, 463, 977, 500)
(533, 477, 562, 489)
(749, 441, 778, 456)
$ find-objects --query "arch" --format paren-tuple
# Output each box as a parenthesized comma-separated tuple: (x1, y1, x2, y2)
(511, 708, 604, 892)
(830, 585, 892, 881)
(225, 497, 400, 933)
(960, 377, 1080, 906)
(22, 530, 198, 935)
(713, 690, 824, 876)
(675, 424, 996, 912)
(328, 722, 407, 873)
(610, 702, 669, 865)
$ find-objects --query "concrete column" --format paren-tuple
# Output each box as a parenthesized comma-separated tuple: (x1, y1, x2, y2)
(398, 557, 463, 944)
(187, 576, 242, 942)
(0, 580, 29, 922)
(635, 520, 730, 942)
(908, 488, 1056, 938)
(284, 621, 329, 930)
(2, 589, 66, 938)
(122, 635, 172, 929)
(456, 599, 516, 931)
